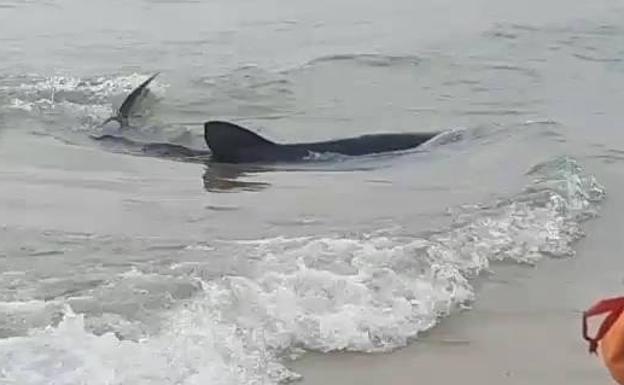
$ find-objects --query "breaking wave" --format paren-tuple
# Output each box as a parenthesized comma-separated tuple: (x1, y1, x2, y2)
(0, 156, 605, 385)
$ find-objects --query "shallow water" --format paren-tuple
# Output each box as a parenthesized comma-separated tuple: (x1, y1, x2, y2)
(1, 0, 623, 384)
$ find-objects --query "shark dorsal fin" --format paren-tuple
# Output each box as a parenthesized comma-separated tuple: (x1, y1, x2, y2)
(204, 121, 277, 161)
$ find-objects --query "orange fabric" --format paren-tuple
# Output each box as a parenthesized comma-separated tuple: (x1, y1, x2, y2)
(601, 309, 624, 385)
(583, 296, 624, 385)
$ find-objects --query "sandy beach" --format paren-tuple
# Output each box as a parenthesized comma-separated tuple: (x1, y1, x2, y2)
(291, 159, 622, 384)
(3, 0, 624, 383)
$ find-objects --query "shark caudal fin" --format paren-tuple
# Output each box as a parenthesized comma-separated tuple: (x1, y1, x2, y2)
(203, 121, 278, 162)
(101, 72, 159, 128)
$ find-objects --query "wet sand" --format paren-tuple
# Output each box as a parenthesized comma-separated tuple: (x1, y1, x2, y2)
(4, 131, 618, 384)
(291, 159, 623, 384)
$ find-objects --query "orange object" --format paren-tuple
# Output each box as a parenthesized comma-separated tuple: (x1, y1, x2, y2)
(583, 296, 624, 385)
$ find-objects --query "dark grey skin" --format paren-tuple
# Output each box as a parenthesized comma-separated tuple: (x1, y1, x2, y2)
(101, 72, 159, 127)
(92, 133, 210, 160)
(96, 73, 439, 163)
(203, 121, 439, 163)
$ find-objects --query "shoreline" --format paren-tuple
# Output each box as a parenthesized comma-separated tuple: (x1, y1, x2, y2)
(290, 159, 622, 384)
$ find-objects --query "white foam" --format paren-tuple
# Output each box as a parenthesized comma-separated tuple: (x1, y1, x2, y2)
(2, 73, 167, 124)
(8, 98, 35, 111)
(0, 300, 50, 312)
(0, 156, 605, 385)
(0, 305, 287, 385)
(3, 73, 166, 100)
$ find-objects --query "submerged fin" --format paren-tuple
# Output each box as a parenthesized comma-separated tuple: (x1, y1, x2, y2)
(101, 72, 159, 128)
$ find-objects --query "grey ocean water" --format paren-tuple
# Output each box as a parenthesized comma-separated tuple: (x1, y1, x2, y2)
(0, 0, 622, 383)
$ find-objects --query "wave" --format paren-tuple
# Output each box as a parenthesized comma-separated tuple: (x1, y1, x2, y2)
(305, 53, 421, 68)
(1, 73, 166, 126)
(0, 156, 605, 385)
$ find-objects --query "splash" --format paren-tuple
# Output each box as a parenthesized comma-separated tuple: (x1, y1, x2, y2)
(0, 156, 606, 385)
